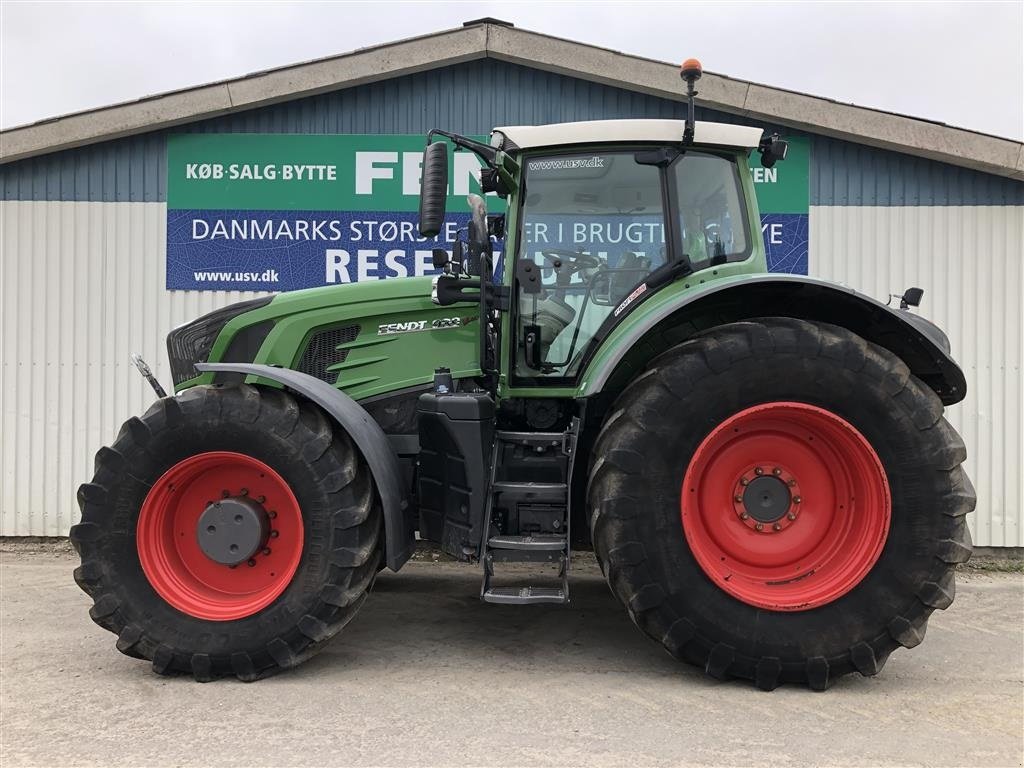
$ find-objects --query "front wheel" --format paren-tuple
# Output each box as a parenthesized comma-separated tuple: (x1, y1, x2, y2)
(71, 384, 382, 681)
(588, 318, 974, 690)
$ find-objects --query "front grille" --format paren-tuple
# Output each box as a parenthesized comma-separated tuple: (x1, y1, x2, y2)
(296, 324, 361, 384)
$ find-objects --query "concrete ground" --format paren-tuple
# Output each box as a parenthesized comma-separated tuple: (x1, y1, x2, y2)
(1, 548, 1022, 768)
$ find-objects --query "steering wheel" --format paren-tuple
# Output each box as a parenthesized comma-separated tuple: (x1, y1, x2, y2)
(539, 248, 602, 276)
(535, 249, 603, 303)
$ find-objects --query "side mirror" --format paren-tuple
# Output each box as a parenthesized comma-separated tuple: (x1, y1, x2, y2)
(759, 134, 789, 169)
(418, 142, 449, 238)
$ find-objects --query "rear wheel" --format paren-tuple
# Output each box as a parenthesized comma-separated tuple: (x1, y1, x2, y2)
(72, 384, 381, 681)
(588, 318, 974, 689)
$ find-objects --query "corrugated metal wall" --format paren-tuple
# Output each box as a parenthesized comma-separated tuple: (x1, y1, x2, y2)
(1, 57, 1022, 543)
(0, 201, 265, 535)
(810, 205, 1023, 547)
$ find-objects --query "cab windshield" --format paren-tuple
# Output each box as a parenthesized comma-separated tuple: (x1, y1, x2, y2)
(514, 148, 748, 378)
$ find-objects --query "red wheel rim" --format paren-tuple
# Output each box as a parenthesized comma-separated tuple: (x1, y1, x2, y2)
(680, 402, 890, 611)
(137, 451, 304, 621)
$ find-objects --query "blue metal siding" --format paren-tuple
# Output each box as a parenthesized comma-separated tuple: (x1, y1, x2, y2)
(810, 137, 1023, 206)
(2, 58, 1021, 205)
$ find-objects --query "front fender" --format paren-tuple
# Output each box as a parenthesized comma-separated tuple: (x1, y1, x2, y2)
(579, 274, 966, 405)
(197, 362, 414, 571)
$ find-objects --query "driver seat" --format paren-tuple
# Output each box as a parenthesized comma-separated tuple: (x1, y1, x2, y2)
(530, 295, 577, 346)
(609, 251, 652, 304)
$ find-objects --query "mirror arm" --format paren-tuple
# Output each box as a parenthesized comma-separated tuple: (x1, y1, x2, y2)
(427, 129, 518, 192)
(427, 129, 497, 164)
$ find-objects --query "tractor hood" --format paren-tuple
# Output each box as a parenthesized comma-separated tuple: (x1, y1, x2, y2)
(261, 275, 438, 315)
(171, 277, 482, 400)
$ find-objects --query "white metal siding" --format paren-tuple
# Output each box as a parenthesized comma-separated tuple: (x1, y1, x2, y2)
(0, 201, 267, 536)
(810, 205, 1024, 547)
(1, 200, 1022, 545)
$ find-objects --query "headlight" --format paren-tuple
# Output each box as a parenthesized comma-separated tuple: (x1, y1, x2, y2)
(167, 297, 273, 386)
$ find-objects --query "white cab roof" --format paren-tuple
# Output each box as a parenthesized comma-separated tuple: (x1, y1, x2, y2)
(493, 119, 763, 152)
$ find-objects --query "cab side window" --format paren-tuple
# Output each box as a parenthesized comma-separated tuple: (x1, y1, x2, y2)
(672, 153, 749, 270)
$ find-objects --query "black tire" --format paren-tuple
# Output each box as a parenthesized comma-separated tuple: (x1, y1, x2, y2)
(588, 318, 974, 690)
(71, 384, 382, 681)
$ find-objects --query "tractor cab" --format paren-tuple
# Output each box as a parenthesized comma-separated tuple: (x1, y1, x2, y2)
(421, 120, 786, 382)
(493, 120, 765, 381)
(420, 62, 788, 395)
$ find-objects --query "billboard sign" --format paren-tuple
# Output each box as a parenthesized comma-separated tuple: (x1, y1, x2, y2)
(165, 134, 809, 290)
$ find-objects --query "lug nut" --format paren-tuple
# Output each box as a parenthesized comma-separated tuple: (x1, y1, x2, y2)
(754, 467, 764, 475)
(793, 496, 802, 504)
(240, 488, 249, 496)
(755, 523, 764, 531)
(262, 548, 271, 556)
(772, 467, 782, 476)
(221, 490, 230, 498)
(257, 495, 266, 504)
(740, 478, 749, 486)
(270, 530, 279, 538)
(740, 513, 749, 520)
(269, 510, 277, 519)
(788, 479, 797, 487)
(787, 512, 797, 521)
(773, 523, 782, 531)
(734, 495, 743, 502)
(247, 559, 256, 567)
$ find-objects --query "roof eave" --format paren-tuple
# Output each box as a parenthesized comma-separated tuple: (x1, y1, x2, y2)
(0, 24, 488, 164)
(1, 21, 1021, 181)
(485, 25, 1023, 181)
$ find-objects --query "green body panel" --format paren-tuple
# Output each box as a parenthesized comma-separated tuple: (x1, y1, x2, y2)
(179, 277, 481, 401)
(575, 270, 760, 395)
(181, 142, 767, 406)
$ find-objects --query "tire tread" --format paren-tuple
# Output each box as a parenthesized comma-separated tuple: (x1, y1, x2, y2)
(587, 317, 974, 689)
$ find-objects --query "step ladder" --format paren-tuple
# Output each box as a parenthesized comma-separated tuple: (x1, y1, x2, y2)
(480, 421, 578, 605)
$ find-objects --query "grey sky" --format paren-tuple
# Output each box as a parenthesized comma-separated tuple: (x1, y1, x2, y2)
(1, 0, 1022, 140)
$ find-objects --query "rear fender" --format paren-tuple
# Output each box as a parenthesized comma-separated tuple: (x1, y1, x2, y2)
(579, 275, 966, 405)
(197, 363, 414, 571)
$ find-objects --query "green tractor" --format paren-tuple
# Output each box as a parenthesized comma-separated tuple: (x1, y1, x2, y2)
(72, 61, 973, 689)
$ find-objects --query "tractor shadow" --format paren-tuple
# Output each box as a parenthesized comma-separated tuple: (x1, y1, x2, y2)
(296, 557, 878, 693)
(300, 558, 688, 680)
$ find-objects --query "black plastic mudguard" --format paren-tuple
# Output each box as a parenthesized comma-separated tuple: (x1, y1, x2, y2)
(196, 362, 414, 571)
(582, 275, 967, 406)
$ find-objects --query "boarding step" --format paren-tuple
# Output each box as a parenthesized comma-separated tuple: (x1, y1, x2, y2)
(479, 418, 579, 606)
(494, 430, 567, 449)
(487, 534, 567, 563)
(482, 586, 567, 605)
(481, 550, 570, 601)
(488, 534, 567, 551)
(490, 481, 567, 495)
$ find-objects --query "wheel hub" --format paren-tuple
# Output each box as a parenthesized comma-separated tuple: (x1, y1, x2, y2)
(732, 466, 802, 532)
(196, 497, 269, 566)
(742, 475, 791, 523)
